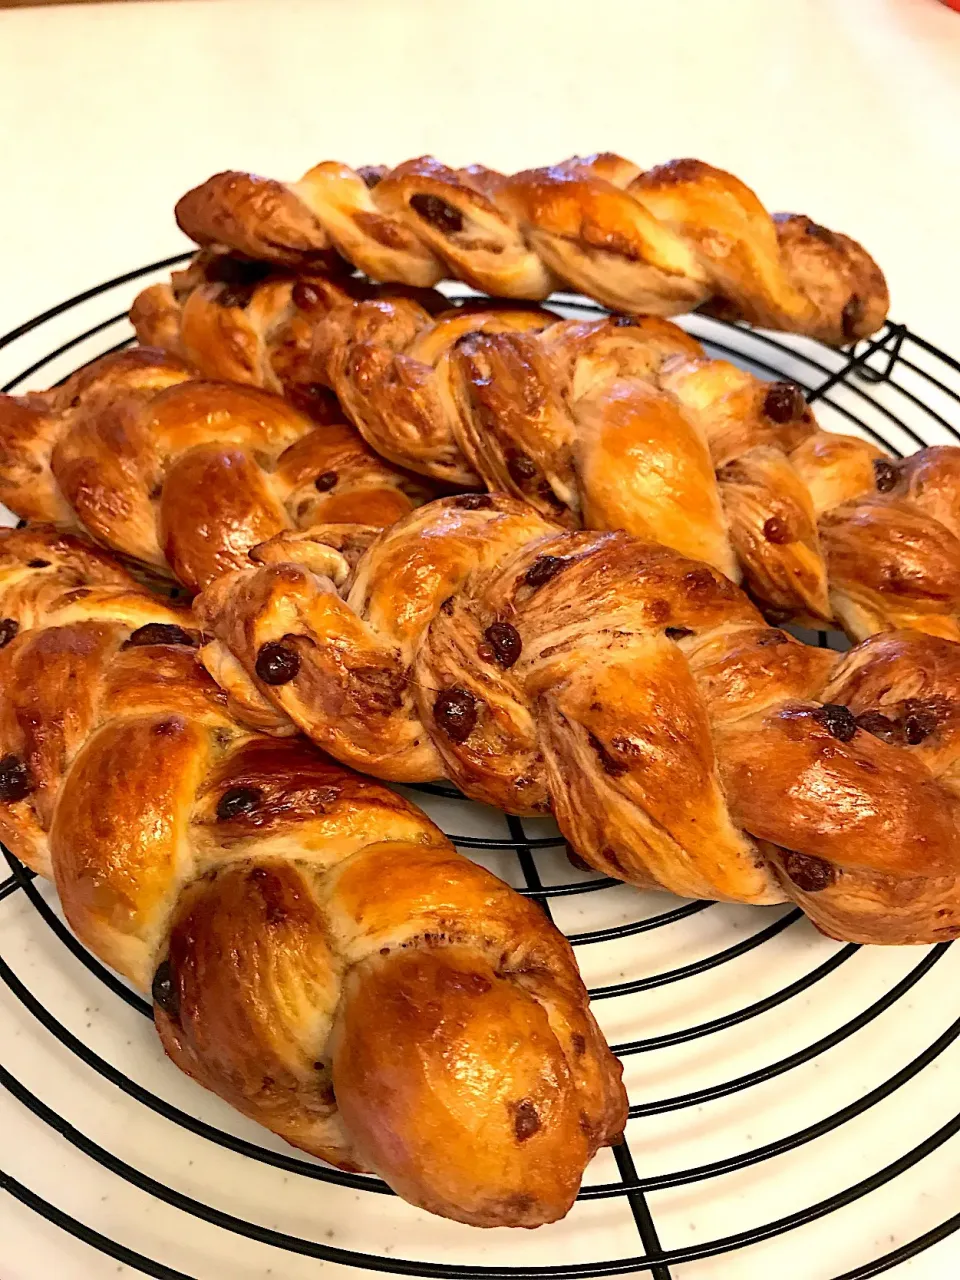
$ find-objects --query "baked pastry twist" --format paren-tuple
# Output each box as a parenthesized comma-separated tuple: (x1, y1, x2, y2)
(134, 259, 959, 640)
(195, 495, 960, 945)
(174, 154, 889, 345)
(0, 345, 431, 592)
(0, 523, 625, 1226)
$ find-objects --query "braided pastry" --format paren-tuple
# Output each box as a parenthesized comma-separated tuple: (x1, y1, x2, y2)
(133, 256, 959, 640)
(195, 495, 960, 945)
(0, 523, 625, 1227)
(0, 345, 431, 592)
(174, 154, 889, 345)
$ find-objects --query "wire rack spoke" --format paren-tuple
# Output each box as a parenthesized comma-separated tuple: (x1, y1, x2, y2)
(2, 265, 960, 1278)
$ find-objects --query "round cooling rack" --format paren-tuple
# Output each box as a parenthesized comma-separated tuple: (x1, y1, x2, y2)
(1, 258, 960, 1280)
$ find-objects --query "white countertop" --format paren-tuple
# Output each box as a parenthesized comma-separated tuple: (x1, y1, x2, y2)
(2, 1, 960, 1277)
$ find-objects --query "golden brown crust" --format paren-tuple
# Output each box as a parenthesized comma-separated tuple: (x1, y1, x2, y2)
(196, 495, 960, 943)
(174, 155, 889, 343)
(0, 525, 625, 1227)
(0, 347, 431, 592)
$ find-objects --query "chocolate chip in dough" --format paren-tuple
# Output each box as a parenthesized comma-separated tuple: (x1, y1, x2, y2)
(762, 381, 807, 424)
(0, 619, 18, 649)
(314, 471, 338, 492)
(507, 452, 538, 484)
(855, 710, 905, 745)
(433, 687, 478, 742)
(512, 1099, 541, 1142)
(124, 623, 198, 649)
(255, 642, 302, 686)
(409, 193, 464, 234)
(665, 626, 693, 641)
(26, 559, 50, 569)
(524, 555, 566, 588)
(782, 851, 837, 893)
(0, 755, 31, 803)
(816, 703, 858, 742)
(904, 703, 938, 745)
(151, 960, 180, 1019)
(216, 786, 263, 821)
(483, 622, 522, 668)
(762, 516, 792, 544)
(873, 458, 900, 493)
(454, 494, 494, 510)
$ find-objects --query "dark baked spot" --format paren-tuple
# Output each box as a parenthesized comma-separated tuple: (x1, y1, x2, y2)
(454, 493, 494, 510)
(439, 596, 455, 616)
(763, 381, 806, 424)
(507, 452, 538, 484)
(352, 664, 407, 712)
(483, 622, 522, 668)
(152, 719, 180, 738)
(646, 598, 671, 623)
(0, 618, 18, 649)
(611, 315, 637, 327)
(763, 516, 793, 545)
(441, 968, 493, 995)
(217, 283, 257, 310)
(256, 642, 301, 685)
(903, 701, 938, 745)
(588, 733, 629, 778)
(205, 256, 273, 288)
(566, 845, 593, 872)
(665, 626, 693, 641)
(0, 754, 32, 803)
(216, 786, 263, 821)
(26, 559, 50, 569)
(434, 687, 479, 742)
(571, 1033, 587, 1056)
(782, 851, 837, 893)
(249, 866, 288, 925)
(314, 471, 338, 492)
(525, 555, 566, 588)
(409, 193, 464, 234)
(816, 703, 858, 742)
(498, 1193, 536, 1217)
(805, 220, 841, 248)
(757, 630, 789, 647)
(151, 960, 179, 1019)
(124, 622, 198, 649)
(512, 1099, 541, 1142)
(842, 294, 864, 341)
(855, 710, 904, 745)
(873, 458, 900, 493)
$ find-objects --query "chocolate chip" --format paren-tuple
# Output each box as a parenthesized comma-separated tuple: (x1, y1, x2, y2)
(314, 471, 338, 492)
(433, 687, 478, 742)
(216, 786, 263, 821)
(856, 711, 904, 745)
(218, 284, 256, 310)
(762, 381, 807, 424)
(454, 494, 494, 510)
(124, 623, 198, 649)
(357, 165, 386, 189)
(512, 1099, 541, 1142)
(817, 703, 858, 742)
(439, 596, 455, 616)
(611, 315, 637, 327)
(757, 630, 789, 647)
(904, 703, 938, 745)
(571, 1033, 586, 1056)
(26, 559, 50, 569)
(409, 193, 464, 234)
(483, 621, 522, 668)
(842, 294, 864, 341)
(292, 280, 325, 311)
(665, 626, 693, 641)
(782, 851, 836, 892)
(151, 960, 179, 1018)
(255, 642, 301, 685)
(588, 733, 629, 778)
(763, 516, 792, 544)
(0, 755, 31, 803)
(524, 555, 566, 588)
(0, 619, 18, 648)
(873, 458, 900, 493)
(507, 452, 538, 483)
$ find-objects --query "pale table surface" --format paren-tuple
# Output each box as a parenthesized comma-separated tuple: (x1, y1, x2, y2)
(1, 1, 959, 1277)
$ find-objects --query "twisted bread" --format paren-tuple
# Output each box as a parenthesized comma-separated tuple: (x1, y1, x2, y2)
(0, 523, 625, 1226)
(0, 345, 431, 593)
(134, 258, 959, 640)
(174, 154, 889, 345)
(311, 297, 960, 639)
(195, 495, 960, 945)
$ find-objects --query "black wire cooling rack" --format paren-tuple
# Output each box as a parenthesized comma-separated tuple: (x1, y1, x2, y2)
(2, 256, 960, 1280)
